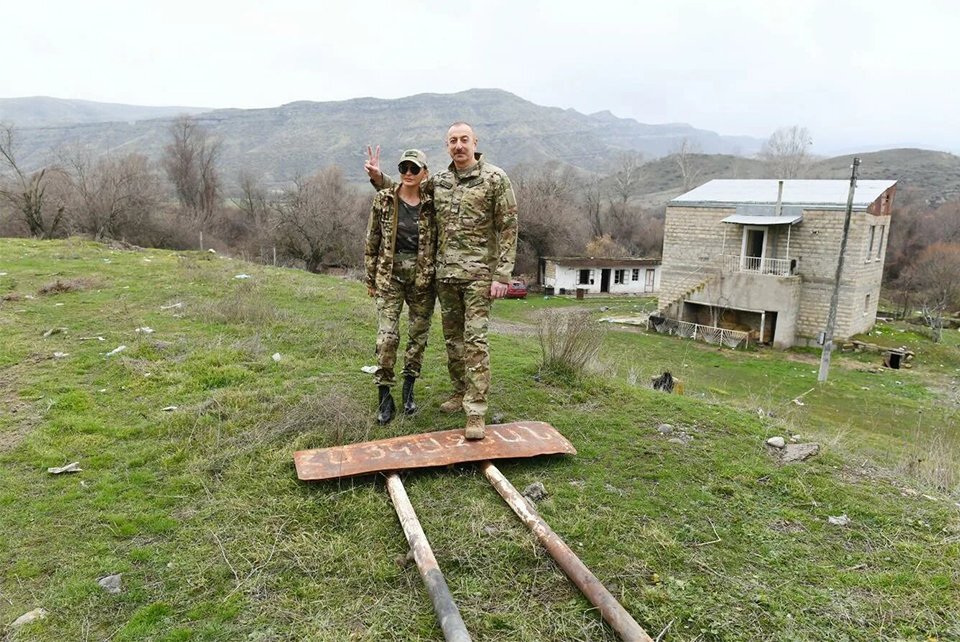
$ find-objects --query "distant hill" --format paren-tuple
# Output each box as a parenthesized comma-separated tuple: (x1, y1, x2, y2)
(1, 89, 761, 184)
(0, 96, 210, 127)
(632, 149, 960, 207)
(805, 148, 960, 205)
(4, 91, 957, 206)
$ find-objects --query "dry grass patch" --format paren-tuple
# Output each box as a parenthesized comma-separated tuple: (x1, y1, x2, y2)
(193, 281, 283, 327)
(537, 309, 606, 380)
(37, 277, 96, 295)
(281, 386, 371, 450)
(899, 424, 959, 494)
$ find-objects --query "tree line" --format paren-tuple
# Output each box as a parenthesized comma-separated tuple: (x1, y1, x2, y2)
(2, 118, 958, 328)
(0, 116, 668, 275)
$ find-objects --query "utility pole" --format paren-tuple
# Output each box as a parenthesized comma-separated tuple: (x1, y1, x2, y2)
(818, 157, 860, 383)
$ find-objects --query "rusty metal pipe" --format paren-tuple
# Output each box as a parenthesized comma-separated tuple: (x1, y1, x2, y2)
(385, 473, 472, 642)
(480, 462, 653, 642)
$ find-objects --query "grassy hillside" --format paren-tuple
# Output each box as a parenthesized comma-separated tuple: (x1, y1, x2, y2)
(1, 239, 958, 641)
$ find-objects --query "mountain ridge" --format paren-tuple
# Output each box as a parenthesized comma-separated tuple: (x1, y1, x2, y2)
(1, 89, 761, 183)
(2, 90, 958, 205)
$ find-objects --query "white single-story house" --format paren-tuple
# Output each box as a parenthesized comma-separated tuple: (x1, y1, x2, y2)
(539, 256, 661, 295)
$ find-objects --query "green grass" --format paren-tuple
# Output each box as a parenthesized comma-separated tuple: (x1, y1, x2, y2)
(1, 238, 958, 641)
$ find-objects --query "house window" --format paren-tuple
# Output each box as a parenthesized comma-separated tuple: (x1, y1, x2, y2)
(866, 225, 876, 261)
(864, 293, 871, 315)
(632, 269, 640, 281)
(876, 225, 885, 260)
(578, 269, 590, 285)
(614, 269, 625, 284)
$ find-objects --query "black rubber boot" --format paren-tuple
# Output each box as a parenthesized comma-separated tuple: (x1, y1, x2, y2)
(401, 376, 417, 415)
(376, 385, 395, 425)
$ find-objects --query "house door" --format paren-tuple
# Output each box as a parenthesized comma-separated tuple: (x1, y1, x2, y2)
(600, 269, 611, 293)
(763, 311, 778, 344)
(644, 269, 655, 292)
(741, 226, 767, 271)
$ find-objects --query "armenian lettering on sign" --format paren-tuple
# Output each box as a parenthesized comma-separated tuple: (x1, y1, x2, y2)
(293, 422, 576, 481)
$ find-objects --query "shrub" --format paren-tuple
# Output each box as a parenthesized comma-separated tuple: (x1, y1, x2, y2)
(537, 310, 605, 381)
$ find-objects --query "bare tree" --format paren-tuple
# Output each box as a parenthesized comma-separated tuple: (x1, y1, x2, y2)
(64, 150, 161, 240)
(673, 137, 703, 190)
(161, 116, 221, 224)
(0, 124, 66, 238)
(760, 125, 812, 178)
(225, 169, 275, 262)
(609, 152, 644, 206)
(905, 242, 960, 342)
(583, 174, 605, 238)
(585, 234, 628, 258)
(233, 169, 270, 231)
(512, 163, 590, 274)
(271, 167, 366, 272)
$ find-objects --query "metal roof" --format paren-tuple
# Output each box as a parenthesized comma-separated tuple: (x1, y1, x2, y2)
(722, 214, 802, 225)
(672, 179, 897, 210)
(542, 256, 660, 268)
(721, 204, 803, 225)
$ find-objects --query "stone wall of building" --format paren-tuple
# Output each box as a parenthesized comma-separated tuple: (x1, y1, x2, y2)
(661, 204, 890, 344)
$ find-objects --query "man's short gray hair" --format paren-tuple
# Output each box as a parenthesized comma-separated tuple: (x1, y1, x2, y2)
(447, 121, 476, 137)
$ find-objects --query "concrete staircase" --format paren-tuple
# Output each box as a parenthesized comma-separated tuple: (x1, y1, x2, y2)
(655, 270, 720, 319)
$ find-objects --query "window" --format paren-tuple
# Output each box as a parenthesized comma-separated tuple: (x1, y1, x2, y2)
(864, 293, 871, 315)
(614, 269, 625, 284)
(578, 269, 590, 285)
(866, 225, 876, 261)
(631, 269, 640, 281)
(876, 225, 885, 260)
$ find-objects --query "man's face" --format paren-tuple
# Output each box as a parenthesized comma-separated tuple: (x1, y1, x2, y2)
(446, 124, 477, 169)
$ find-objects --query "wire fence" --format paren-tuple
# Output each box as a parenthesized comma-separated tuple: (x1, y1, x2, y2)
(647, 316, 749, 349)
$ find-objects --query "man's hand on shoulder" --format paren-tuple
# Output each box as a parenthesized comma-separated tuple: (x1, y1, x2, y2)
(490, 281, 508, 299)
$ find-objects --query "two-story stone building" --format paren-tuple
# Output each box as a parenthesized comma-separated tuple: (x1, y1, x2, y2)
(656, 179, 896, 348)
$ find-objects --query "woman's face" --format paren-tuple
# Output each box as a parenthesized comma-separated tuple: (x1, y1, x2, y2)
(399, 162, 426, 188)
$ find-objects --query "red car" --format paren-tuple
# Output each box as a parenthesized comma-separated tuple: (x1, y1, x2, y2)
(505, 280, 528, 299)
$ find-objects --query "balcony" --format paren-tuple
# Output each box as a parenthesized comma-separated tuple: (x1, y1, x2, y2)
(722, 254, 798, 277)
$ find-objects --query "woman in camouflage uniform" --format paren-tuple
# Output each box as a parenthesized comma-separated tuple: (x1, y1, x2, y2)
(364, 149, 437, 424)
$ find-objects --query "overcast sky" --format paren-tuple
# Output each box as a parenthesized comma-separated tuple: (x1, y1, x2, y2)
(3, 0, 958, 153)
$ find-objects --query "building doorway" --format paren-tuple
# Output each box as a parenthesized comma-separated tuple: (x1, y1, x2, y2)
(741, 226, 767, 271)
(600, 269, 611, 293)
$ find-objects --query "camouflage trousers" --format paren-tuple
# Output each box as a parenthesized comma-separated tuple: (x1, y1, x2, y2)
(437, 278, 492, 417)
(374, 255, 436, 386)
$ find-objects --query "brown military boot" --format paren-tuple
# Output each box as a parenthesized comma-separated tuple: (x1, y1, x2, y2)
(439, 393, 464, 413)
(464, 415, 485, 440)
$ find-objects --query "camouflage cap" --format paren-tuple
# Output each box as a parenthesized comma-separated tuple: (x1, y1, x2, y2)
(398, 149, 427, 169)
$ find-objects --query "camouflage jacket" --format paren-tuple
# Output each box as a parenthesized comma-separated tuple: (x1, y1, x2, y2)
(377, 153, 518, 283)
(364, 184, 436, 293)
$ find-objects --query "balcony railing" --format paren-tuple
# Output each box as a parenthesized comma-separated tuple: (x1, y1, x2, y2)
(722, 254, 797, 276)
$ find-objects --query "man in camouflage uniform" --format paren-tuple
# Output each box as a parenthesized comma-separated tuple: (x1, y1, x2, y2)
(366, 123, 518, 439)
(364, 149, 436, 424)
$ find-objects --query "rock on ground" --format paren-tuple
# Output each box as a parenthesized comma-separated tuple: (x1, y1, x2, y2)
(98, 573, 122, 594)
(522, 482, 547, 502)
(11, 608, 48, 627)
(782, 443, 820, 463)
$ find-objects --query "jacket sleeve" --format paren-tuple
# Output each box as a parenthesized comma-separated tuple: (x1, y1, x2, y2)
(364, 194, 383, 289)
(492, 173, 519, 283)
(370, 172, 396, 191)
